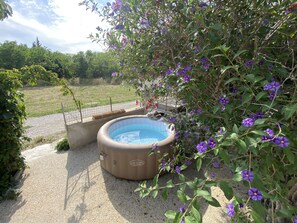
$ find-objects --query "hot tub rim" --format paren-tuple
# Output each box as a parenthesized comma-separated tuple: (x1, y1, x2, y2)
(97, 115, 175, 150)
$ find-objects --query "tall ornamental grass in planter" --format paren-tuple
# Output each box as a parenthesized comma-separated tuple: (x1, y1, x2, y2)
(83, 0, 297, 221)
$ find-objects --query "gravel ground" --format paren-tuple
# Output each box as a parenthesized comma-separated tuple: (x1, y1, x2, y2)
(0, 143, 230, 223)
(24, 101, 137, 138)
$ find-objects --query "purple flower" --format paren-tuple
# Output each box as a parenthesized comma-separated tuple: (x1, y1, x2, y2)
(258, 59, 265, 65)
(219, 96, 229, 105)
(161, 160, 166, 170)
(165, 68, 174, 75)
(261, 135, 272, 142)
(204, 126, 210, 131)
(221, 106, 226, 111)
(250, 112, 264, 121)
(213, 161, 220, 168)
(208, 138, 216, 149)
(273, 136, 290, 148)
(183, 75, 191, 83)
(111, 72, 117, 77)
(264, 128, 274, 137)
(185, 160, 192, 166)
(115, 24, 124, 30)
(294, 215, 297, 223)
(111, 0, 122, 11)
(241, 169, 254, 182)
(140, 18, 150, 28)
(198, 2, 207, 8)
(189, 109, 195, 116)
(184, 65, 192, 71)
(210, 172, 215, 179)
(152, 144, 159, 151)
(242, 118, 254, 127)
(197, 108, 203, 114)
(177, 69, 186, 76)
(269, 91, 276, 100)
(201, 57, 209, 64)
(203, 63, 210, 71)
(169, 117, 176, 123)
(174, 131, 179, 140)
(248, 188, 263, 201)
(179, 205, 186, 213)
(216, 127, 223, 136)
(244, 60, 255, 67)
(175, 165, 181, 173)
(231, 87, 238, 94)
(239, 203, 244, 208)
(264, 81, 281, 92)
(267, 64, 274, 71)
(196, 142, 207, 153)
(194, 45, 201, 53)
(226, 203, 235, 217)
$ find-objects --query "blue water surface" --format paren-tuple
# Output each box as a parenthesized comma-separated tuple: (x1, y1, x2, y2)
(110, 123, 168, 144)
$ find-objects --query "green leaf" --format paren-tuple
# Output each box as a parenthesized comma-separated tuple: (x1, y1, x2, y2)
(219, 150, 230, 164)
(219, 181, 234, 200)
(251, 210, 265, 223)
(252, 202, 267, 222)
(152, 190, 158, 198)
(179, 174, 186, 182)
(230, 133, 238, 139)
(166, 180, 174, 189)
(276, 208, 294, 218)
(153, 174, 159, 186)
(233, 49, 248, 60)
(233, 124, 239, 133)
(251, 175, 265, 191)
(236, 139, 247, 153)
(232, 173, 242, 182)
(254, 118, 267, 125)
(246, 74, 255, 82)
(242, 93, 253, 104)
(221, 65, 238, 74)
(256, 91, 267, 101)
(162, 189, 168, 200)
(196, 159, 202, 172)
(195, 190, 210, 197)
(282, 103, 297, 120)
(165, 210, 177, 220)
(177, 190, 188, 203)
(221, 140, 233, 146)
(224, 77, 241, 85)
(284, 147, 295, 164)
(191, 206, 202, 223)
(185, 216, 196, 223)
(206, 197, 221, 207)
(251, 130, 264, 135)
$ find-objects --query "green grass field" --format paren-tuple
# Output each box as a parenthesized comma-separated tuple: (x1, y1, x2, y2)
(23, 85, 138, 117)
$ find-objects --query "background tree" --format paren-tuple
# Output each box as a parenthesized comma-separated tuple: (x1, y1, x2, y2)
(0, 0, 12, 20)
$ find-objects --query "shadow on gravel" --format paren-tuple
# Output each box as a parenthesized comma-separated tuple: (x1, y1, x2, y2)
(101, 163, 209, 223)
(64, 144, 99, 223)
(0, 173, 29, 223)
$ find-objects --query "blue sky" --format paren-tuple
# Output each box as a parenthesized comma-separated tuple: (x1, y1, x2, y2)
(0, 0, 109, 53)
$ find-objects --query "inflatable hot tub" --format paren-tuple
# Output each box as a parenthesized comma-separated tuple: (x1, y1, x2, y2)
(97, 115, 175, 180)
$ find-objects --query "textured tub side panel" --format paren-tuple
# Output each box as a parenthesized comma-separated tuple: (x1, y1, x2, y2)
(99, 142, 174, 180)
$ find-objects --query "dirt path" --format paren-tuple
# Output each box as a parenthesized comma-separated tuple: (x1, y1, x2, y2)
(24, 101, 137, 138)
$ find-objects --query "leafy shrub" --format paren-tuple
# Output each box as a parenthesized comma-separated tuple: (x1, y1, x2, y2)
(55, 138, 70, 151)
(0, 65, 60, 199)
(84, 0, 297, 222)
(0, 69, 26, 199)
